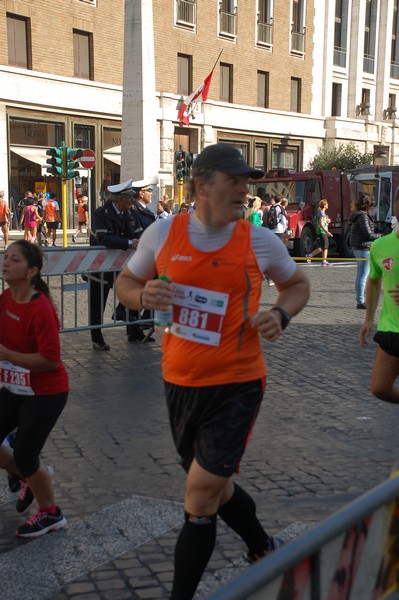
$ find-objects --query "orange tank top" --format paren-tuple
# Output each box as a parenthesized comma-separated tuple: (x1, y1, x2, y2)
(77, 203, 87, 222)
(45, 200, 57, 222)
(0, 201, 7, 222)
(156, 213, 266, 386)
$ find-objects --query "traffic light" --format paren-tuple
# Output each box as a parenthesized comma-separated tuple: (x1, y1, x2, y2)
(185, 152, 194, 179)
(65, 148, 84, 179)
(175, 149, 187, 181)
(45, 148, 63, 176)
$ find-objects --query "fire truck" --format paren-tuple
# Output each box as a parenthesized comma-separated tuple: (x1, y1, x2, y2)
(250, 166, 398, 257)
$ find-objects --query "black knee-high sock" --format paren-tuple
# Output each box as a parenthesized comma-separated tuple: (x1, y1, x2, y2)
(170, 512, 217, 600)
(218, 483, 271, 555)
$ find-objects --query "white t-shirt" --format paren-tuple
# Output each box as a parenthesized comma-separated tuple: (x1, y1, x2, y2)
(127, 211, 296, 284)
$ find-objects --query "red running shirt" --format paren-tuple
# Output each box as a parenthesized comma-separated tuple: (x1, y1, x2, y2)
(0, 289, 69, 394)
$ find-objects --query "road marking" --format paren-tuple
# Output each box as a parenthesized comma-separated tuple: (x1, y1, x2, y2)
(0, 494, 182, 600)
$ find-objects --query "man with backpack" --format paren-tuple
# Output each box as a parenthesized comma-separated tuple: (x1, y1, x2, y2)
(264, 194, 287, 240)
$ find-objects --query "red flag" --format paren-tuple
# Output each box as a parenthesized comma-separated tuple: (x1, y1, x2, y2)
(178, 70, 214, 126)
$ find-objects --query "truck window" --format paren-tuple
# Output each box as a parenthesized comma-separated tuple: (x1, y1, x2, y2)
(250, 179, 321, 207)
(379, 177, 391, 223)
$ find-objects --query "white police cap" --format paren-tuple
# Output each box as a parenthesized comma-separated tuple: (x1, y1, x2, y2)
(107, 179, 133, 194)
(132, 178, 154, 191)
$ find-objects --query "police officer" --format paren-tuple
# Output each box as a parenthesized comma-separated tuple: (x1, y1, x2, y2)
(118, 179, 156, 342)
(89, 179, 135, 350)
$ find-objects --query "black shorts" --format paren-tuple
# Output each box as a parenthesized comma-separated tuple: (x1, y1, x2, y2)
(47, 221, 58, 230)
(373, 331, 399, 358)
(165, 378, 265, 477)
(316, 233, 329, 250)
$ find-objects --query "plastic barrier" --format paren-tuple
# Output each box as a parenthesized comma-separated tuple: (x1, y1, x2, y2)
(207, 471, 399, 600)
(0, 246, 153, 334)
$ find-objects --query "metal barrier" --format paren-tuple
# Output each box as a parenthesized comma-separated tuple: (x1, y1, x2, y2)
(0, 246, 153, 334)
(207, 470, 399, 600)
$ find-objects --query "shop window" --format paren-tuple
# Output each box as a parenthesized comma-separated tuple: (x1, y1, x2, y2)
(103, 127, 121, 193)
(257, 71, 269, 108)
(220, 63, 233, 103)
(73, 30, 93, 80)
(7, 14, 30, 69)
(177, 54, 192, 96)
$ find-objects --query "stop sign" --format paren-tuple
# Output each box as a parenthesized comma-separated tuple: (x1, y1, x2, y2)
(79, 148, 96, 169)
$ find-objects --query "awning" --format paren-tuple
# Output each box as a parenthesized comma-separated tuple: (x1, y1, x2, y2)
(104, 145, 121, 165)
(10, 145, 48, 166)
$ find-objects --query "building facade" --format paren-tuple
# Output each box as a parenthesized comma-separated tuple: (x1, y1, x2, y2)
(1, 0, 399, 222)
(1, 0, 125, 224)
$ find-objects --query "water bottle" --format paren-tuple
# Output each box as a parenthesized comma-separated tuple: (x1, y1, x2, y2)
(154, 275, 173, 333)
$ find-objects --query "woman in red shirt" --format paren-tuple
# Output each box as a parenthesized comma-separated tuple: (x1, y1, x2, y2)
(0, 241, 69, 538)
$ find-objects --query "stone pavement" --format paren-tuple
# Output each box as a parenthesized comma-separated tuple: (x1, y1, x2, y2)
(1, 260, 398, 599)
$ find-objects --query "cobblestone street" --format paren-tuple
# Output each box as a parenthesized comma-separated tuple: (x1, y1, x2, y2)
(1, 260, 398, 599)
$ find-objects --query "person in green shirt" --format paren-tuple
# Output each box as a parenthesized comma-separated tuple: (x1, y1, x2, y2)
(360, 194, 399, 403)
(245, 196, 262, 227)
(306, 199, 334, 266)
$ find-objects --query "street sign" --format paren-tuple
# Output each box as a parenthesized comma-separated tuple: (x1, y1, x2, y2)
(79, 148, 96, 169)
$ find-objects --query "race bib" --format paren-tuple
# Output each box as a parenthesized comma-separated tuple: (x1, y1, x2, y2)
(0, 361, 34, 395)
(170, 283, 229, 346)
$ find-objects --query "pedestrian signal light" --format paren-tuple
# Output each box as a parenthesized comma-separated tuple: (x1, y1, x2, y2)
(65, 148, 84, 179)
(45, 148, 63, 177)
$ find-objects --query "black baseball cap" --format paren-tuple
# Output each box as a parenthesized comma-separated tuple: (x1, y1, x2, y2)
(193, 143, 264, 179)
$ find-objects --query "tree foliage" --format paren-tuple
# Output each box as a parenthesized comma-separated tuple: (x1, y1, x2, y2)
(307, 142, 373, 171)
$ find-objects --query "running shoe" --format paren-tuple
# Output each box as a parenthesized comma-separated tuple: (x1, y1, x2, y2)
(306, 253, 312, 264)
(245, 535, 285, 563)
(321, 260, 333, 267)
(16, 507, 67, 538)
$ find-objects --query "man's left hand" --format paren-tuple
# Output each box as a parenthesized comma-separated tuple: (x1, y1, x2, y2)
(250, 310, 283, 342)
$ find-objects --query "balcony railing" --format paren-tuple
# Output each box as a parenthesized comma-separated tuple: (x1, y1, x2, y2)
(220, 10, 236, 36)
(363, 54, 375, 74)
(391, 61, 399, 79)
(177, 0, 196, 26)
(333, 47, 347, 67)
(291, 30, 305, 53)
(257, 21, 273, 45)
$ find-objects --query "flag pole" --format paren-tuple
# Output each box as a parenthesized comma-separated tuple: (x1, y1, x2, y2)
(210, 49, 223, 73)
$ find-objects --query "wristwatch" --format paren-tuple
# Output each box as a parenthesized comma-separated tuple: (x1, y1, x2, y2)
(271, 306, 291, 330)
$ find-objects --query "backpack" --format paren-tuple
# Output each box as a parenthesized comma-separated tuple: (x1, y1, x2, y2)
(265, 205, 280, 229)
